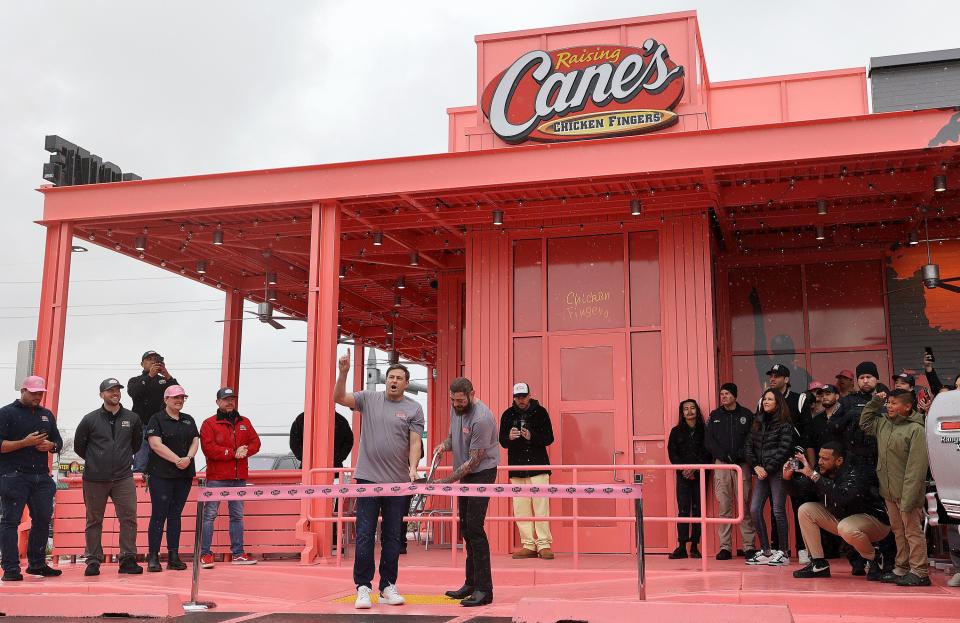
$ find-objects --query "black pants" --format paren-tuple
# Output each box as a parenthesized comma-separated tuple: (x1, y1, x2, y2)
(675, 474, 702, 545)
(459, 468, 497, 592)
(147, 476, 192, 554)
(0, 472, 55, 573)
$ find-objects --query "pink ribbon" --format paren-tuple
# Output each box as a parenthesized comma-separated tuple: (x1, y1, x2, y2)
(198, 481, 641, 501)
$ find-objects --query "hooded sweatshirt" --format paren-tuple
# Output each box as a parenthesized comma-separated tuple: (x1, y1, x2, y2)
(498, 398, 553, 478)
(859, 395, 928, 512)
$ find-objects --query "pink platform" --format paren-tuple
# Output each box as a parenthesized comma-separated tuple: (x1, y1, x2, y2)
(4, 549, 958, 622)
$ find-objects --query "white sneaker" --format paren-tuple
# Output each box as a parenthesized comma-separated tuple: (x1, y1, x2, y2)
(746, 551, 771, 565)
(798, 549, 811, 565)
(379, 584, 405, 606)
(355, 586, 372, 609)
(948, 572, 960, 588)
(766, 550, 789, 566)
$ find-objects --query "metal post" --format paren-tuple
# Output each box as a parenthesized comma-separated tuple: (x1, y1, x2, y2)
(183, 483, 216, 612)
(634, 474, 645, 601)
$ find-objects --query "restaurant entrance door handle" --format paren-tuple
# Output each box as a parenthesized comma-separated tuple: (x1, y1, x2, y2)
(612, 450, 625, 483)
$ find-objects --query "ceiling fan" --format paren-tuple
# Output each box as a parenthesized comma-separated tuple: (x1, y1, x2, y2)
(215, 301, 306, 330)
(888, 216, 960, 295)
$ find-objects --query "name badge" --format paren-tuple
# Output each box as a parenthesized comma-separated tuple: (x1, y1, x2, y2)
(121, 421, 131, 428)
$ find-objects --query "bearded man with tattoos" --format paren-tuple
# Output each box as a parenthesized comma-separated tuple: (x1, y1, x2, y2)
(435, 377, 501, 607)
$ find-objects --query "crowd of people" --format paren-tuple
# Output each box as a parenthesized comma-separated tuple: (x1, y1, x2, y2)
(668, 353, 959, 588)
(2, 344, 955, 604)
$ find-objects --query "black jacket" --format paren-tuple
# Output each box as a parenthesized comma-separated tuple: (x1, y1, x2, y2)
(704, 404, 753, 464)
(74, 405, 142, 481)
(837, 391, 879, 468)
(667, 423, 711, 477)
(790, 463, 888, 522)
(744, 412, 794, 474)
(127, 371, 179, 425)
(289, 412, 354, 467)
(0, 400, 63, 475)
(498, 399, 554, 478)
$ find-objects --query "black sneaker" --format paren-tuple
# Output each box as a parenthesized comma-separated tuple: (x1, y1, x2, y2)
(118, 556, 143, 575)
(866, 549, 883, 581)
(2, 569, 23, 582)
(689, 545, 702, 559)
(25, 564, 62, 577)
(716, 549, 733, 561)
(880, 571, 902, 583)
(851, 563, 866, 576)
(895, 572, 932, 587)
(85, 561, 101, 577)
(743, 548, 758, 560)
(668, 546, 688, 559)
(793, 559, 831, 579)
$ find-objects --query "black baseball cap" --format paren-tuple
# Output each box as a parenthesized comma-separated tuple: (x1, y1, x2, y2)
(216, 387, 238, 400)
(766, 363, 790, 377)
(821, 384, 839, 394)
(892, 372, 916, 386)
(99, 378, 124, 392)
(141, 350, 162, 361)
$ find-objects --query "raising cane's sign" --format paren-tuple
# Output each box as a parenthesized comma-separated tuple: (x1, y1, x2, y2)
(480, 39, 685, 144)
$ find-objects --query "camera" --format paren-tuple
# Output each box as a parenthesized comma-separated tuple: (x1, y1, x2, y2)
(517, 418, 526, 430)
(789, 458, 802, 470)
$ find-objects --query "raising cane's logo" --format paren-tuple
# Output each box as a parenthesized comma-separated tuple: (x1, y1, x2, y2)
(481, 40, 685, 143)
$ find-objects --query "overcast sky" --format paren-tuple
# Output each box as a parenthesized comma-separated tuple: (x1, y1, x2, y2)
(1, 1, 958, 453)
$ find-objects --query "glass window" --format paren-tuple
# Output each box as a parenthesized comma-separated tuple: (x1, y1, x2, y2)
(629, 231, 660, 326)
(729, 265, 805, 353)
(810, 351, 890, 388)
(513, 337, 543, 398)
(631, 331, 663, 435)
(513, 239, 543, 332)
(807, 261, 886, 348)
(547, 234, 625, 331)
(732, 353, 809, 407)
(560, 345, 614, 401)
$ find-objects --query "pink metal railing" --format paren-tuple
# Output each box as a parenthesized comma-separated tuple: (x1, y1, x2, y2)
(304, 463, 743, 572)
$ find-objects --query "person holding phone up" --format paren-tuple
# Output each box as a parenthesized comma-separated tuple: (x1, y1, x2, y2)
(129, 350, 178, 473)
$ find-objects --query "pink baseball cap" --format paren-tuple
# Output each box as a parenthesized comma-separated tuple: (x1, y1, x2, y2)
(163, 385, 188, 399)
(20, 376, 47, 392)
(807, 381, 825, 392)
(836, 369, 854, 380)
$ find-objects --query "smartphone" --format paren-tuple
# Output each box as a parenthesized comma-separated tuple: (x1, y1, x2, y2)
(925, 346, 935, 363)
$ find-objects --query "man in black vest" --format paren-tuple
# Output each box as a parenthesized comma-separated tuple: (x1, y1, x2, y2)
(74, 378, 144, 576)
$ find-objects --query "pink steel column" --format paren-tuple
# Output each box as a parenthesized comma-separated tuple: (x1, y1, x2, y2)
(220, 290, 244, 389)
(297, 201, 341, 563)
(31, 221, 73, 557)
(34, 222, 73, 413)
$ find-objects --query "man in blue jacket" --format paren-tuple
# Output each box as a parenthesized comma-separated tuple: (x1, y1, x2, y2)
(0, 376, 63, 582)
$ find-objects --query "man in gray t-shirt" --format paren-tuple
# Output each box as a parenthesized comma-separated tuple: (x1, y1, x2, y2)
(334, 351, 423, 609)
(434, 376, 500, 608)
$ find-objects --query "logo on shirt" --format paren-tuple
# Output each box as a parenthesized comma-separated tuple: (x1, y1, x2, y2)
(239, 425, 247, 431)
(121, 421, 131, 428)
(462, 426, 471, 435)
(41, 415, 49, 422)
(159, 379, 167, 385)
(740, 417, 747, 425)
(395, 412, 408, 421)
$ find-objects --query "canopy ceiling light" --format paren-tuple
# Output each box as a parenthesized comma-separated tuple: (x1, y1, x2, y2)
(492, 210, 504, 226)
(339, 266, 346, 280)
(934, 174, 947, 193)
(134, 236, 147, 251)
(396, 276, 406, 289)
(212, 230, 224, 245)
(631, 199, 642, 216)
(266, 288, 278, 302)
(907, 231, 919, 246)
(266, 271, 277, 285)
(372, 231, 383, 246)
(817, 199, 828, 216)
(196, 260, 207, 274)
(409, 251, 419, 266)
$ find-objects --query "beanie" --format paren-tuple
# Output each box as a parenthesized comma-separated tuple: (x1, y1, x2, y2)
(855, 361, 879, 379)
(720, 382, 738, 398)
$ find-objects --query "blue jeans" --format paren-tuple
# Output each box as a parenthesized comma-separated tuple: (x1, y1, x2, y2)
(147, 476, 192, 554)
(0, 472, 55, 572)
(751, 471, 789, 553)
(352, 479, 406, 591)
(200, 479, 246, 556)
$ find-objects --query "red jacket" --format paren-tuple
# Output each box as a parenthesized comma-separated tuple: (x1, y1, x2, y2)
(200, 411, 261, 480)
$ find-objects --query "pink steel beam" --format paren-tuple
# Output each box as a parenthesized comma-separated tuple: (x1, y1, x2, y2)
(41, 109, 960, 223)
(33, 222, 73, 414)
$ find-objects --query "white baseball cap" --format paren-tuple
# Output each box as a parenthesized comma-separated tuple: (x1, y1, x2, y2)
(512, 382, 530, 396)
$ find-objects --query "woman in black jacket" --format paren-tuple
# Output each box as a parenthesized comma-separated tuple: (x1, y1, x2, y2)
(667, 399, 711, 559)
(744, 388, 794, 566)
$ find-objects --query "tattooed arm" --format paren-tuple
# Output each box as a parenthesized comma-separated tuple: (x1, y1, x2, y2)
(441, 448, 484, 483)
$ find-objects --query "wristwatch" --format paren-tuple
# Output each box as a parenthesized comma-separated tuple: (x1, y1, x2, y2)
(810, 471, 821, 482)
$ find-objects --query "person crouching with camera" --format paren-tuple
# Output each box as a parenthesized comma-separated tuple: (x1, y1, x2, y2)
(784, 442, 891, 580)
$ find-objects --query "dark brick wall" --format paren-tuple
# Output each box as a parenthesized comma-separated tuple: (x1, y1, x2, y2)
(872, 61, 960, 112)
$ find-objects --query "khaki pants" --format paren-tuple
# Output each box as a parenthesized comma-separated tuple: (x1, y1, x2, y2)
(510, 474, 553, 551)
(714, 461, 757, 552)
(798, 502, 889, 560)
(83, 477, 138, 563)
(885, 499, 929, 577)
